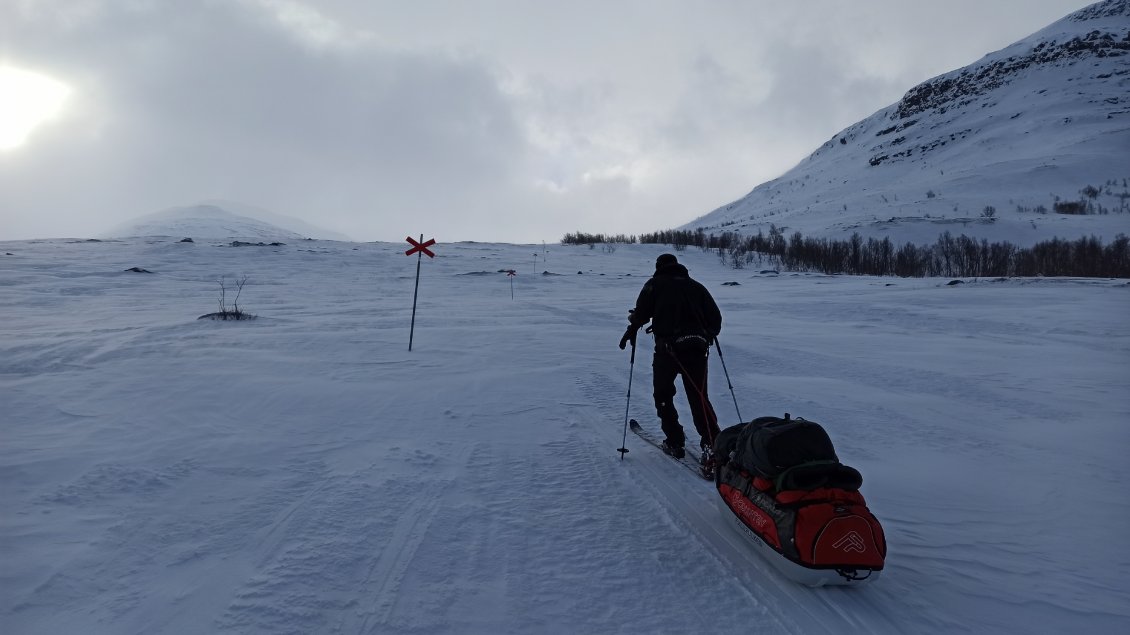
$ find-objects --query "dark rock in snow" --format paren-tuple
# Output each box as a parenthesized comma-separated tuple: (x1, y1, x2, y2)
(124, 267, 153, 273)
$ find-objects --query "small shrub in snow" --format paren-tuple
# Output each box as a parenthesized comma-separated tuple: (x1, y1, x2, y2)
(199, 276, 256, 321)
(1054, 201, 1086, 215)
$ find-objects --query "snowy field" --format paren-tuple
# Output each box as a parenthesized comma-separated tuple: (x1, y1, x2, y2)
(2, 237, 1128, 634)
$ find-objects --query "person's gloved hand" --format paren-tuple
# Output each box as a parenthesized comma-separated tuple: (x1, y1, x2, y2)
(619, 324, 640, 350)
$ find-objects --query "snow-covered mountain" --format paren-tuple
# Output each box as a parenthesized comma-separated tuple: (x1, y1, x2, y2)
(687, 0, 1130, 247)
(103, 203, 349, 241)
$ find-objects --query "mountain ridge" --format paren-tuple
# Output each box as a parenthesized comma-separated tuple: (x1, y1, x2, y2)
(685, 0, 1130, 248)
(103, 203, 349, 241)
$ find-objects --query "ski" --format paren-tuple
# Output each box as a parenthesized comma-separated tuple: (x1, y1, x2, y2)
(628, 419, 713, 480)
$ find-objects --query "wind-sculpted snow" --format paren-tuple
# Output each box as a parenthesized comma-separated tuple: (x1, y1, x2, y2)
(1, 237, 1127, 634)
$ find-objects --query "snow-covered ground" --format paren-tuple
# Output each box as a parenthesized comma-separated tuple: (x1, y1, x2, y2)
(1, 237, 1128, 634)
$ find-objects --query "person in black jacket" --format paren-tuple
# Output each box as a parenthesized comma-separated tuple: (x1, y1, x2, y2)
(619, 253, 722, 469)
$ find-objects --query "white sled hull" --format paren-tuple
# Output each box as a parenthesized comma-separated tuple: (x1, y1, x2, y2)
(717, 497, 881, 587)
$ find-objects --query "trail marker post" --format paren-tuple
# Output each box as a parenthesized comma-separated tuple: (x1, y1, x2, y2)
(506, 269, 516, 299)
(405, 234, 436, 351)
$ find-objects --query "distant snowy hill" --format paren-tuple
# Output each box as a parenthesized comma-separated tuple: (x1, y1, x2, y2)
(103, 204, 348, 241)
(687, 0, 1130, 247)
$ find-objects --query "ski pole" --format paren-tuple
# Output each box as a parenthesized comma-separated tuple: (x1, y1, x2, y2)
(617, 341, 636, 460)
(713, 336, 743, 424)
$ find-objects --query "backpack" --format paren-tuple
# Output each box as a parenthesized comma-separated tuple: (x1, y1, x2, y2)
(732, 414, 839, 479)
(714, 415, 885, 578)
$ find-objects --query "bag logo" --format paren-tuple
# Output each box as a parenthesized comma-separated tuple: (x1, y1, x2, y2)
(733, 496, 769, 530)
(832, 531, 867, 553)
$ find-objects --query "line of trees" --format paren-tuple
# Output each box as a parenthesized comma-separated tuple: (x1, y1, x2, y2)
(563, 226, 1130, 278)
(740, 228, 1129, 278)
(560, 232, 638, 245)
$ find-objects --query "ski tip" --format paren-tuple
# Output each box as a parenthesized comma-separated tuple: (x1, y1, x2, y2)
(628, 419, 640, 429)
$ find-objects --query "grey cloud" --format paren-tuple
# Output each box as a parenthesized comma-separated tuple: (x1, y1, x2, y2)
(2, 0, 533, 239)
(1, 0, 1096, 242)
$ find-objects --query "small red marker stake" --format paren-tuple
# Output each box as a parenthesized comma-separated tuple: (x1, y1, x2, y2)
(405, 234, 436, 351)
(506, 269, 516, 299)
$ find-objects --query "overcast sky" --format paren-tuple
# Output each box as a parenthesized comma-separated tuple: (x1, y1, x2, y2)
(1, 0, 1092, 243)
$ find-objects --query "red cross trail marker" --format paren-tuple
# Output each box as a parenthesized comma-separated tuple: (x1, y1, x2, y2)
(405, 236, 436, 258)
(506, 269, 516, 299)
(406, 234, 437, 351)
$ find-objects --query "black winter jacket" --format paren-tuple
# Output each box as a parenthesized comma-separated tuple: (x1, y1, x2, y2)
(628, 263, 721, 342)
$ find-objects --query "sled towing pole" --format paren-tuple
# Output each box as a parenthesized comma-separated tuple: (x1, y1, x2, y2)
(617, 341, 636, 460)
(714, 337, 743, 424)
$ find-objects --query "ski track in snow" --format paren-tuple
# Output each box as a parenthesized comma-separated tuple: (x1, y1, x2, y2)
(1, 238, 1128, 634)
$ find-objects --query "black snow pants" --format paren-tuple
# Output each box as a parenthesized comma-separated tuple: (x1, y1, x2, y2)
(652, 336, 720, 450)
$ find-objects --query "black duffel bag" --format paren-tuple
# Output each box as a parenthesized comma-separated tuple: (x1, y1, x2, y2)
(732, 414, 839, 478)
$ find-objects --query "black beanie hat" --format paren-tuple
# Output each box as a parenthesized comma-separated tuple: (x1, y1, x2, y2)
(656, 253, 678, 269)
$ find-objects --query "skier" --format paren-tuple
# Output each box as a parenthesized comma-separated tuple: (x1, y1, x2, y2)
(619, 253, 722, 475)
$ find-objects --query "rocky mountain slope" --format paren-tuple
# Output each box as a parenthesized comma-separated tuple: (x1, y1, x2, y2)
(686, 0, 1130, 247)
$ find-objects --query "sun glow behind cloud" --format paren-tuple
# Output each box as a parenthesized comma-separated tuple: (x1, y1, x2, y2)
(0, 66, 72, 151)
